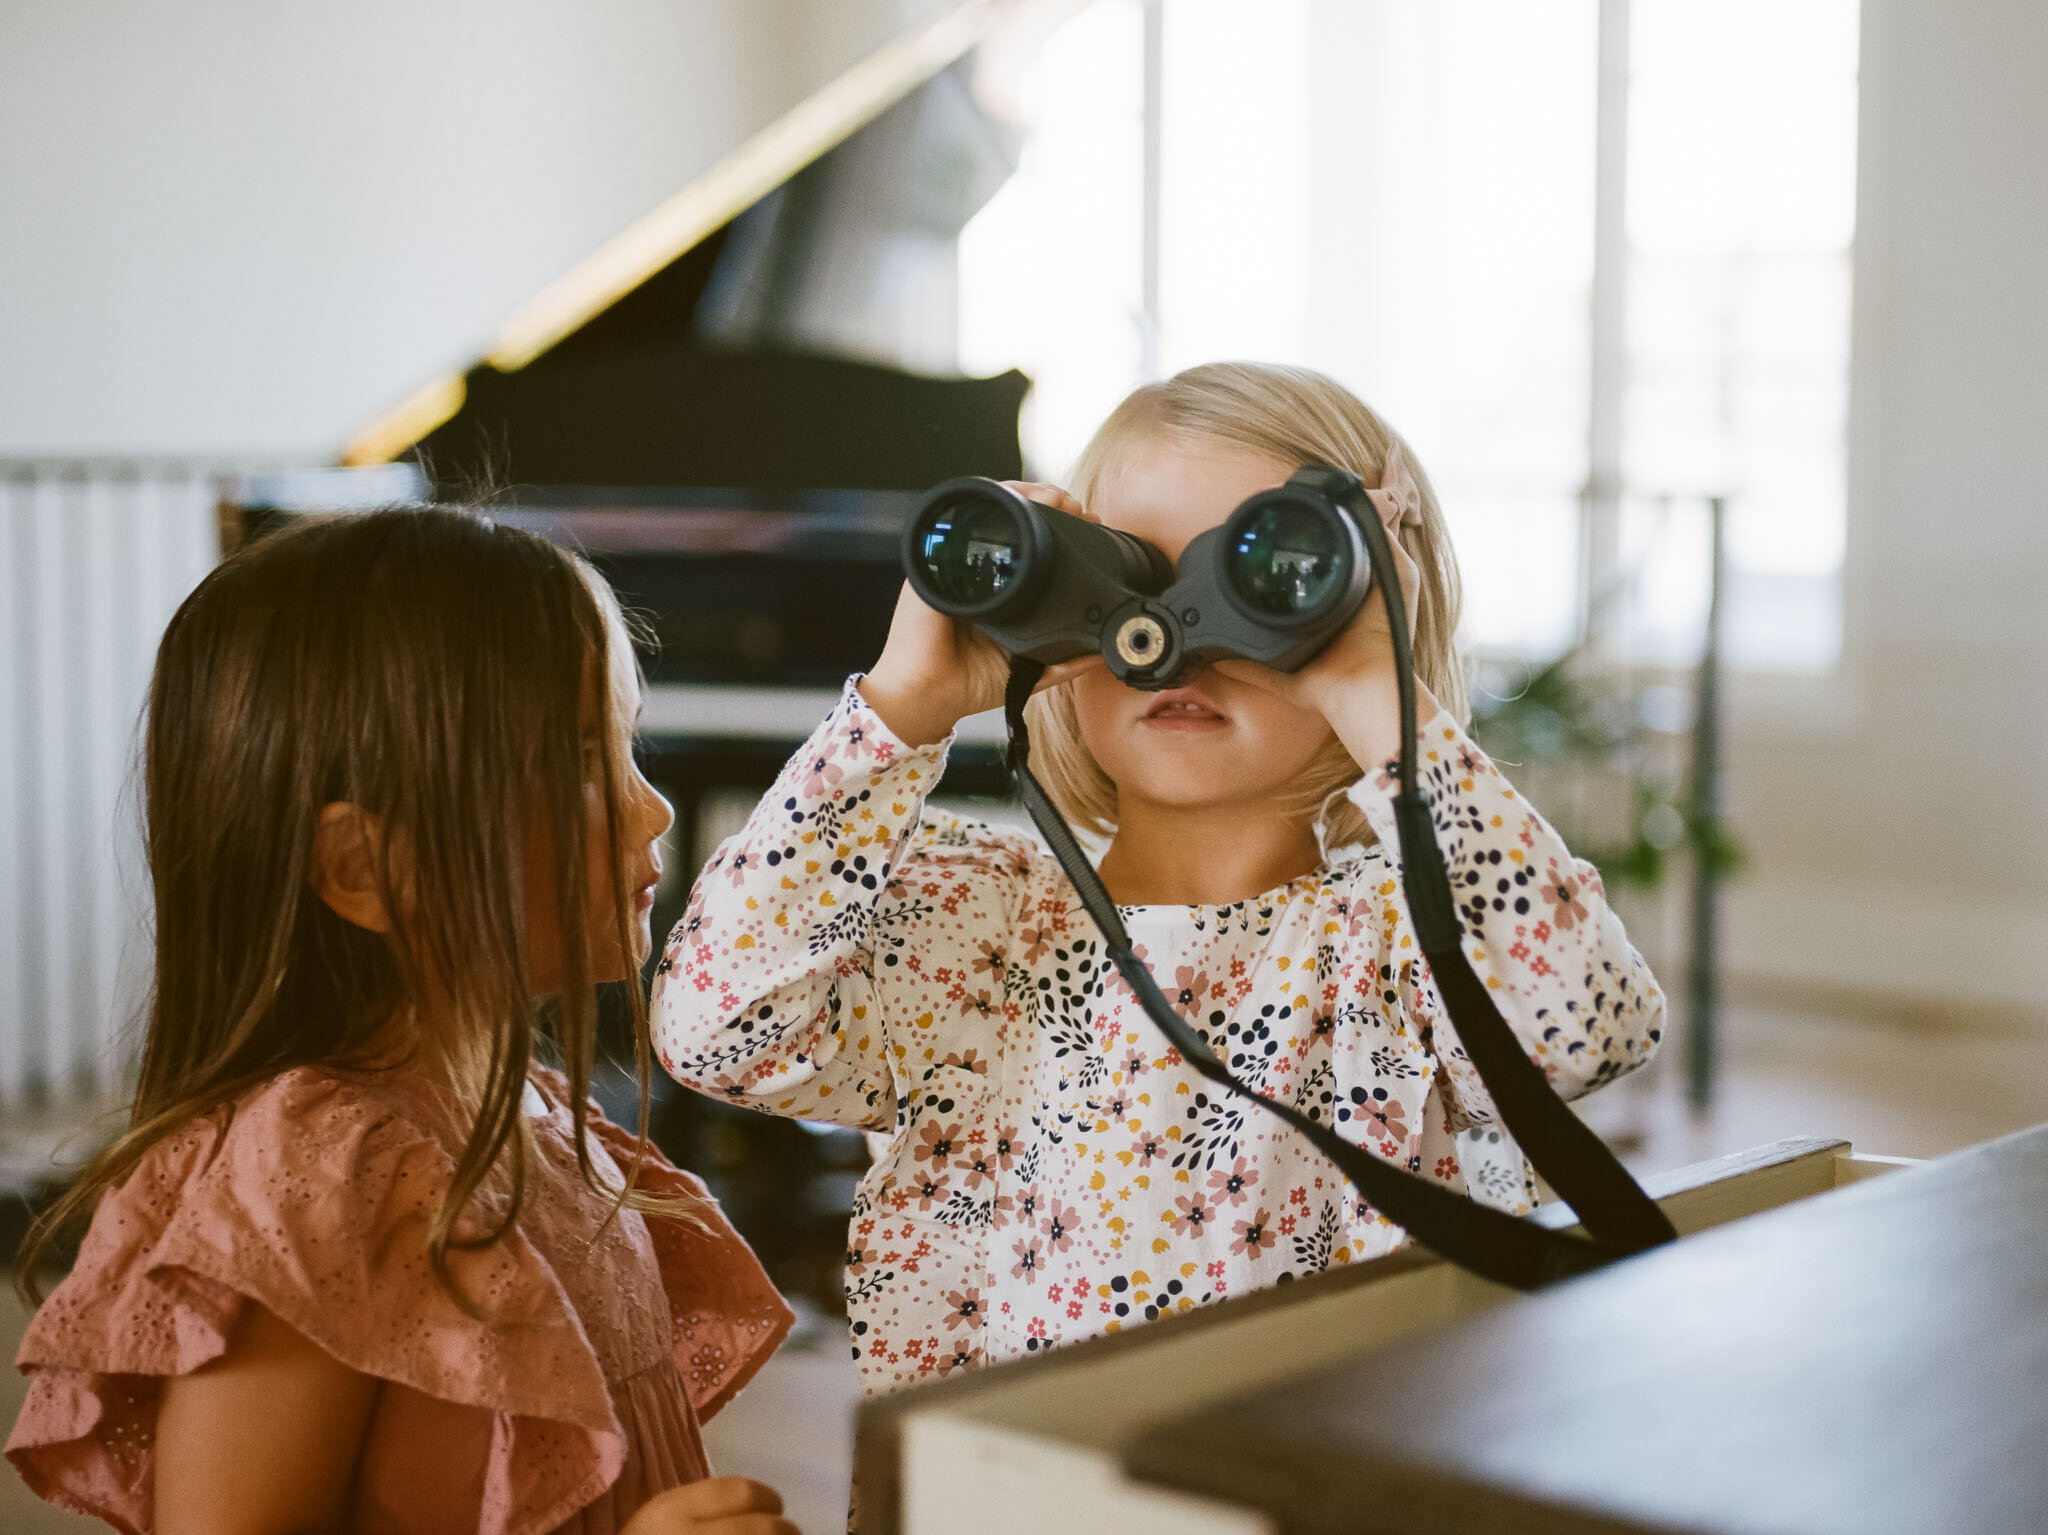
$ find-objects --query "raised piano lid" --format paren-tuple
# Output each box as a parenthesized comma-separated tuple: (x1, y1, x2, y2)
(344, 0, 1077, 480)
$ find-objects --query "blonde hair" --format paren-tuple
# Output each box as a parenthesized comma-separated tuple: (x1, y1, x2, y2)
(1025, 361, 1468, 852)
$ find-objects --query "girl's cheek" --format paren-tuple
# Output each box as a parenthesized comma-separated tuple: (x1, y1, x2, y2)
(1255, 698, 1338, 760)
(1068, 676, 1127, 759)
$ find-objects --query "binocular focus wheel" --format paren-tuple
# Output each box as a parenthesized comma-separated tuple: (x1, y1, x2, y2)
(1114, 614, 1168, 668)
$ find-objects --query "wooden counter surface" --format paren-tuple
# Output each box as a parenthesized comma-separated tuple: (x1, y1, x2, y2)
(1123, 1122, 2048, 1534)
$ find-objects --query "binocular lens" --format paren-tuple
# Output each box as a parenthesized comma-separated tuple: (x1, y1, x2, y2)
(1227, 502, 1346, 616)
(915, 495, 1027, 608)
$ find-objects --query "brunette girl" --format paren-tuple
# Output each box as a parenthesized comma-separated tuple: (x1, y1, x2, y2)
(9, 511, 801, 1533)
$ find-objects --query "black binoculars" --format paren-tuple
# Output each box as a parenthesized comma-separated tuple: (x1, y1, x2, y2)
(901, 466, 1379, 691)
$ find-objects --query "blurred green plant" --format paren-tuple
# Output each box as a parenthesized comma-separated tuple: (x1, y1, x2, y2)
(1467, 652, 1740, 891)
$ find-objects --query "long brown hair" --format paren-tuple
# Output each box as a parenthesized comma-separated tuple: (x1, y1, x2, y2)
(1026, 361, 1468, 850)
(17, 509, 688, 1306)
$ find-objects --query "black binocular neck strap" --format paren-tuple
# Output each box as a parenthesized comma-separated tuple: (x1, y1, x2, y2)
(1000, 657, 1675, 1291)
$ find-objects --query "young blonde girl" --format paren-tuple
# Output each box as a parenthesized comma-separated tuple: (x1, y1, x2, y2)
(653, 363, 1663, 1395)
(8, 511, 801, 1534)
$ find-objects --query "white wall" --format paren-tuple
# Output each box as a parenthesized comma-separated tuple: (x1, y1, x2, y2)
(1721, 0, 2048, 1018)
(0, 0, 975, 1111)
(0, 0, 960, 457)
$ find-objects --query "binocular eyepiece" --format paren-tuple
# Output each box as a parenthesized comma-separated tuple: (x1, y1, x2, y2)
(903, 468, 1376, 690)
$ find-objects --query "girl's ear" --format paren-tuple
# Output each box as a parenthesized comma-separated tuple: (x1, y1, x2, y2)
(310, 803, 393, 933)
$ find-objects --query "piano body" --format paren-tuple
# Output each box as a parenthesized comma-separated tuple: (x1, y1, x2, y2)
(386, 39, 1037, 865)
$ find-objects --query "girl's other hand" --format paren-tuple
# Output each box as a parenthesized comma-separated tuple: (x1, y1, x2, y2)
(860, 482, 1103, 747)
(621, 1476, 801, 1535)
(1211, 501, 1432, 769)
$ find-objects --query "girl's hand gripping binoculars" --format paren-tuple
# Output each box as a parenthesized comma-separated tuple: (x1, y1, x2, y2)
(901, 467, 1378, 691)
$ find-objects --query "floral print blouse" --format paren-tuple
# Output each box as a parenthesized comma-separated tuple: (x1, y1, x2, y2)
(652, 678, 1662, 1396)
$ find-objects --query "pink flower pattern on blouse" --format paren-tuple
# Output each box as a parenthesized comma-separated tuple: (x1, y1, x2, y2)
(652, 679, 1662, 1397)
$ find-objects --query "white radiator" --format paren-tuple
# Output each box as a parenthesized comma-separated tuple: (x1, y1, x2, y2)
(0, 464, 222, 1116)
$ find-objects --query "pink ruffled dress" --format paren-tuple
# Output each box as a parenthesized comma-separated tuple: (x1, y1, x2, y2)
(6, 1066, 794, 1535)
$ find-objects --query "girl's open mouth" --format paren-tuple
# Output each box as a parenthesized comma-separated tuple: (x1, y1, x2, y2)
(1140, 689, 1228, 731)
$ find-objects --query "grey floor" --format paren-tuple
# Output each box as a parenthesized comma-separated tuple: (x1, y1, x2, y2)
(6, 1001, 2047, 1534)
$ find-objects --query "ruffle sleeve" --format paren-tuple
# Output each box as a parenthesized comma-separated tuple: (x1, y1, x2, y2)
(6, 1068, 624, 1535)
(583, 1112, 794, 1421)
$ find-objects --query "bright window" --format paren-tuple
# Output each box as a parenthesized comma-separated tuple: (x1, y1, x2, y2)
(959, 0, 1858, 673)
(1618, 0, 1858, 669)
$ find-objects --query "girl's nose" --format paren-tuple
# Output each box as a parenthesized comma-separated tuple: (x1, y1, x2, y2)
(639, 774, 676, 842)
